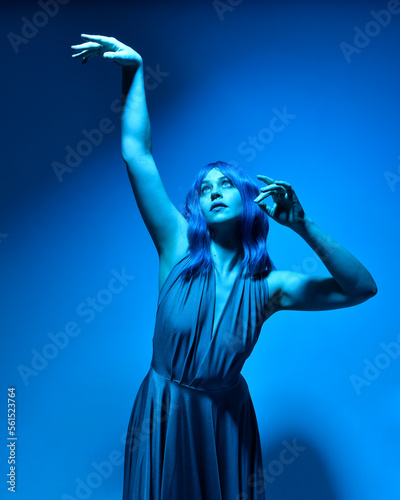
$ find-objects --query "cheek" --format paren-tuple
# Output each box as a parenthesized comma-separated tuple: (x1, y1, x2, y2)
(234, 194, 243, 212)
(199, 200, 206, 216)
(199, 202, 210, 220)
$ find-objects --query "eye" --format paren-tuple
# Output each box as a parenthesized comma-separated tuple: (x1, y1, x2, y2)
(200, 179, 233, 195)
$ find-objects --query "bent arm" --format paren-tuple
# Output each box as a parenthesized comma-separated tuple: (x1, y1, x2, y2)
(271, 216, 377, 313)
(294, 216, 377, 297)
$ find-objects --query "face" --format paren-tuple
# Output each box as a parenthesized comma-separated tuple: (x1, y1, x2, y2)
(198, 168, 242, 228)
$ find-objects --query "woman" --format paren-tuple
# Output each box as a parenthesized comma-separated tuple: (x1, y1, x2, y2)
(71, 35, 377, 500)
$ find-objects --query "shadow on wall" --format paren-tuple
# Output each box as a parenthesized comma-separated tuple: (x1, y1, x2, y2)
(261, 437, 339, 500)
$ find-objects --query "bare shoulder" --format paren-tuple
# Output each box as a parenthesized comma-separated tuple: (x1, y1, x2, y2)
(158, 224, 189, 293)
(265, 269, 285, 293)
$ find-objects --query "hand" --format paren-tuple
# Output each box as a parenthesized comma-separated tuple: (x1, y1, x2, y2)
(71, 34, 142, 67)
(254, 175, 307, 231)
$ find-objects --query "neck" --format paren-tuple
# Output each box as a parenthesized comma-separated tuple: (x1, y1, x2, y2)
(209, 227, 243, 276)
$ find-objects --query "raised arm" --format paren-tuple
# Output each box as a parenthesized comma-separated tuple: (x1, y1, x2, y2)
(120, 61, 188, 261)
(71, 35, 188, 279)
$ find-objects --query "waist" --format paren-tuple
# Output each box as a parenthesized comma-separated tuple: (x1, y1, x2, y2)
(149, 365, 243, 393)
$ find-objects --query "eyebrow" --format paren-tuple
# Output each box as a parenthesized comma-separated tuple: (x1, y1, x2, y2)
(200, 176, 230, 187)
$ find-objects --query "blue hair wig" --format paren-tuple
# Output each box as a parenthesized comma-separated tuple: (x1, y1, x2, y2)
(180, 161, 276, 280)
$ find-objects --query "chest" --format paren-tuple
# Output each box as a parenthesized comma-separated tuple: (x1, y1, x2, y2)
(212, 270, 275, 334)
(212, 272, 240, 334)
(155, 264, 272, 361)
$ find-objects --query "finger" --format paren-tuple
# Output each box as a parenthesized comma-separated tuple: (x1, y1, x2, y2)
(81, 34, 106, 40)
(102, 52, 120, 61)
(260, 185, 286, 193)
(254, 187, 288, 203)
(71, 49, 98, 58)
(254, 200, 272, 216)
(80, 34, 117, 46)
(256, 174, 274, 184)
(274, 180, 293, 190)
(71, 42, 101, 50)
(254, 191, 277, 203)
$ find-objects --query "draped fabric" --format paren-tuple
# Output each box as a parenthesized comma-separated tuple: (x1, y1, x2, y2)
(122, 253, 271, 499)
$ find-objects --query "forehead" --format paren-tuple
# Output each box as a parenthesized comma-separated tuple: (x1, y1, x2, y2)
(201, 168, 227, 184)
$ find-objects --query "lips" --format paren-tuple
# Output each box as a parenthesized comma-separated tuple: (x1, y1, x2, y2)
(210, 202, 227, 211)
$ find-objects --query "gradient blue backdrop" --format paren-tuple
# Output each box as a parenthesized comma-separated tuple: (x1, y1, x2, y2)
(2, 0, 399, 499)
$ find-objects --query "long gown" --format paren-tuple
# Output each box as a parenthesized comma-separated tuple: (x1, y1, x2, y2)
(122, 253, 271, 499)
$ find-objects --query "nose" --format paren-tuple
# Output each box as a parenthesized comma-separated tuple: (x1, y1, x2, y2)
(211, 189, 222, 200)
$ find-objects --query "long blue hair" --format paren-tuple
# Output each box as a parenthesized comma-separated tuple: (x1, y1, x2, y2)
(180, 161, 276, 280)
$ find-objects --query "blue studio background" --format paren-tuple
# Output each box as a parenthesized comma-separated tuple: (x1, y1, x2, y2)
(1, 0, 399, 499)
